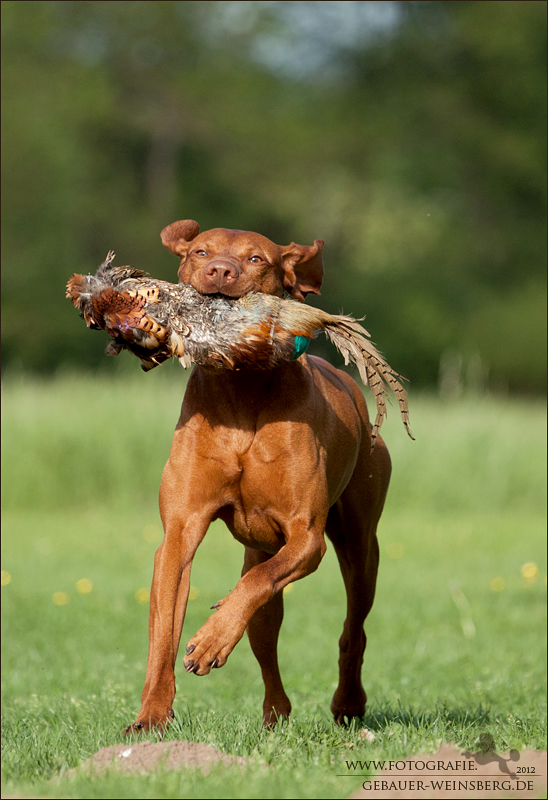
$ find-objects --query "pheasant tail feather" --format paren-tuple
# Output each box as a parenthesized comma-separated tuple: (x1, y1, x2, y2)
(321, 313, 415, 451)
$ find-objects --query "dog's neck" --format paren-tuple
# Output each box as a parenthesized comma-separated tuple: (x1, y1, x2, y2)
(192, 363, 279, 394)
(179, 361, 304, 429)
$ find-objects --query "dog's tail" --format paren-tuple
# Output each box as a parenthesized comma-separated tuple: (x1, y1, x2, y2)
(321, 313, 414, 450)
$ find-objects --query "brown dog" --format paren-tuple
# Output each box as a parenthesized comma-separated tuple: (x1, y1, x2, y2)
(125, 220, 392, 733)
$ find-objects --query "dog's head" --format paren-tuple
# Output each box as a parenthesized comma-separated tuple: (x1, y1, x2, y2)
(161, 219, 323, 301)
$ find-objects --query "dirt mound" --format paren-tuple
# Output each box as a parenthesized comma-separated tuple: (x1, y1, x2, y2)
(350, 745, 546, 799)
(70, 739, 247, 777)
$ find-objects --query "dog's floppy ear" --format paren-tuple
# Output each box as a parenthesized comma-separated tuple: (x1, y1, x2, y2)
(160, 220, 201, 257)
(280, 239, 324, 301)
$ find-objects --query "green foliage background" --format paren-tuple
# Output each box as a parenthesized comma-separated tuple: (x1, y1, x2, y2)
(2, 0, 546, 391)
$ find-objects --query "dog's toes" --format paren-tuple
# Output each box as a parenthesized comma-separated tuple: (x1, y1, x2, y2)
(331, 685, 366, 725)
(123, 720, 146, 737)
(183, 610, 246, 675)
(333, 708, 366, 726)
(122, 709, 175, 736)
(184, 655, 219, 675)
(183, 647, 228, 676)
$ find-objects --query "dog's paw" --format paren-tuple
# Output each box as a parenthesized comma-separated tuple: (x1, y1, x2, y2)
(330, 685, 366, 725)
(183, 610, 245, 676)
(122, 708, 174, 737)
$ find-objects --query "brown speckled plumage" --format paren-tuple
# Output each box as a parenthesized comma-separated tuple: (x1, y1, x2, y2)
(66, 252, 413, 447)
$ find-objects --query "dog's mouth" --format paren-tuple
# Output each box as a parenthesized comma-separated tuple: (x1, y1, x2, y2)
(211, 283, 257, 298)
(187, 273, 260, 298)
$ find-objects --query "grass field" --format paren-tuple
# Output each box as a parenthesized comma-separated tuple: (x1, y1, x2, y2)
(1, 370, 546, 798)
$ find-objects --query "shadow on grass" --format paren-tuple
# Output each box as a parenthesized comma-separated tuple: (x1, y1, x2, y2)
(361, 704, 491, 731)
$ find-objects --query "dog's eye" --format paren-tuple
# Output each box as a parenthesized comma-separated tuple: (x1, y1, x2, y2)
(249, 255, 262, 264)
(194, 250, 208, 257)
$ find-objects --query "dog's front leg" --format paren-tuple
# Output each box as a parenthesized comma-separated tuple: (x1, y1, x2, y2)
(183, 519, 327, 678)
(124, 512, 209, 734)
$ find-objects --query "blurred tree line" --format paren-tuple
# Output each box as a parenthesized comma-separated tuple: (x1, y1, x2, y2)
(2, 0, 546, 392)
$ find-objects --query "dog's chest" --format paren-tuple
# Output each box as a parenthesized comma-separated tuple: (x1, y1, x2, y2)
(212, 426, 329, 552)
(218, 502, 286, 554)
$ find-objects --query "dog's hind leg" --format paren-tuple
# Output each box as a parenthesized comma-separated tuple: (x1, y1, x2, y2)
(243, 547, 292, 727)
(326, 434, 391, 724)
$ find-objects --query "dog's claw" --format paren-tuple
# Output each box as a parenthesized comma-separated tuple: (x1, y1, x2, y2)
(211, 658, 219, 668)
(186, 644, 195, 655)
(210, 602, 220, 609)
(185, 660, 194, 671)
(123, 720, 144, 736)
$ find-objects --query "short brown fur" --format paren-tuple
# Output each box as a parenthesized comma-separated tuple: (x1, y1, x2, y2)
(125, 221, 392, 733)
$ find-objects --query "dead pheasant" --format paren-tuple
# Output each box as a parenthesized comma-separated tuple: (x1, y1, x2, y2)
(66, 252, 414, 448)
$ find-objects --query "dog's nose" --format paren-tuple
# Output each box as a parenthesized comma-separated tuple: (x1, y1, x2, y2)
(204, 259, 240, 288)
